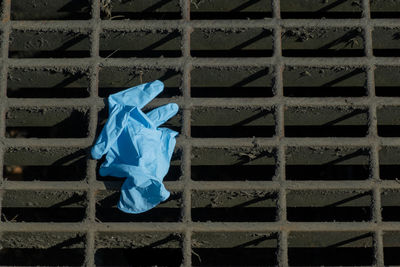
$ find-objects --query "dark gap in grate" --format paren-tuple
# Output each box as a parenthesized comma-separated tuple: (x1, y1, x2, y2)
(100, 0, 181, 20)
(286, 147, 370, 181)
(191, 191, 277, 222)
(382, 190, 400, 221)
(192, 232, 278, 266)
(383, 232, 400, 264)
(370, 1, 400, 18)
(7, 68, 90, 98)
(379, 147, 400, 180)
(282, 28, 364, 57)
(377, 107, 400, 137)
(191, 107, 275, 138)
(100, 30, 181, 58)
(285, 107, 368, 137)
(191, 28, 273, 58)
(0, 249, 85, 266)
(287, 190, 372, 222)
(98, 67, 182, 98)
(9, 30, 90, 58)
(96, 191, 181, 222)
(288, 232, 373, 266)
(191, 148, 275, 181)
(375, 66, 400, 96)
(280, 0, 362, 19)
(191, 67, 273, 98)
(95, 249, 182, 266)
(373, 28, 400, 57)
(6, 108, 89, 138)
(190, 0, 272, 20)
(283, 67, 367, 97)
(11, 0, 91, 20)
(1, 191, 86, 222)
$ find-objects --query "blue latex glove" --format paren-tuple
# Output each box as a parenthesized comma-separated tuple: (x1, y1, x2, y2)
(91, 80, 179, 214)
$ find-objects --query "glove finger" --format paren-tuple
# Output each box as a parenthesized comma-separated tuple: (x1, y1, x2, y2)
(146, 103, 179, 127)
(108, 80, 164, 109)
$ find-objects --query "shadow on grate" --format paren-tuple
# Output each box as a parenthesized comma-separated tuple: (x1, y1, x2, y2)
(191, 147, 276, 181)
(377, 106, 400, 137)
(192, 232, 278, 266)
(100, 0, 181, 20)
(381, 190, 400, 221)
(7, 68, 90, 98)
(286, 147, 370, 181)
(384, 231, 400, 265)
(375, 66, 400, 96)
(11, 0, 91, 20)
(9, 30, 90, 58)
(191, 191, 277, 222)
(190, 0, 272, 19)
(1, 190, 86, 222)
(287, 190, 372, 222)
(284, 107, 369, 137)
(6, 108, 89, 138)
(373, 27, 400, 57)
(283, 66, 367, 97)
(191, 67, 274, 98)
(191, 107, 275, 138)
(288, 232, 373, 266)
(96, 191, 181, 222)
(370, 1, 400, 18)
(0, 233, 85, 266)
(379, 147, 400, 180)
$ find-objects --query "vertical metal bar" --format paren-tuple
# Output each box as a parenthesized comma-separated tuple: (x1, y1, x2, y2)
(181, 1, 192, 266)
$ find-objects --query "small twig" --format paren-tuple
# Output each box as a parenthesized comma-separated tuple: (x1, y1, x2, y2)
(104, 48, 120, 59)
(139, 71, 144, 84)
(192, 249, 202, 263)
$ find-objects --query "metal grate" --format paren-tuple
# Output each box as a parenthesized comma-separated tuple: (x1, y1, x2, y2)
(1, 0, 400, 266)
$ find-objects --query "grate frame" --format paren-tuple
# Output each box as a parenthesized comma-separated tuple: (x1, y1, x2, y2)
(0, 0, 400, 266)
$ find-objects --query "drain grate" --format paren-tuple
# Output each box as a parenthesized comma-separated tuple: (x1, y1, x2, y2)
(1, 0, 400, 266)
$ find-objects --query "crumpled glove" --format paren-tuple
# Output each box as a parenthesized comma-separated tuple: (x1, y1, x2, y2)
(91, 80, 179, 214)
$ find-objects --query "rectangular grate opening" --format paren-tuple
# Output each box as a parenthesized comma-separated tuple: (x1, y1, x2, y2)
(191, 147, 276, 181)
(96, 190, 182, 222)
(11, 0, 91, 20)
(383, 231, 400, 265)
(99, 30, 182, 58)
(190, 0, 272, 19)
(1, 190, 86, 222)
(192, 190, 277, 222)
(100, 0, 181, 20)
(9, 30, 90, 58)
(372, 27, 400, 57)
(6, 107, 89, 138)
(280, 0, 363, 18)
(98, 67, 182, 98)
(381, 190, 400, 221)
(7, 67, 90, 98)
(377, 106, 400, 137)
(287, 190, 372, 222)
(4, 147, 87, 181)
(375, 66, 400, 96)
(370, 0, 400, 18)
(285, 106, 369, 137)
(0, 232, 85, 266)
(282, 27, 364, 57)
(191, 28, 273, 57)
(286, 147, 370, 181)
(379, 146, 400, 180)
(283, 66, 367, 97)
(191, 67, 273, 98)
(95, 232, 182, 266)
(192, 232, 278, 266)
(191, 107, 275, 138)
(288, 232, 374, 266)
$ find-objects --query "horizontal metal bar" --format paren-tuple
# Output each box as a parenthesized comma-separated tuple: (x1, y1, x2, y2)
(2, 221, 400, 232)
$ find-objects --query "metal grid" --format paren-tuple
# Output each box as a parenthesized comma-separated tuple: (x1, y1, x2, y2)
(1, 0, 400, 266)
